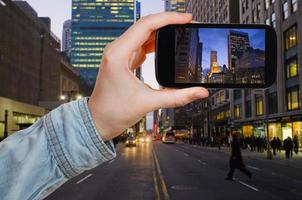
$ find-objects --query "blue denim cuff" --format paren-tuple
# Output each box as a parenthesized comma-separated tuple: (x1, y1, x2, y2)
(44, 97, 116, 178)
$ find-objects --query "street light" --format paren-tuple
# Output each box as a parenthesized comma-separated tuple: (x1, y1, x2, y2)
(60, 95, 66, 100)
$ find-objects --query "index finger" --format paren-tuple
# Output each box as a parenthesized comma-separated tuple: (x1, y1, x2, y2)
(114, 12, 192, 54)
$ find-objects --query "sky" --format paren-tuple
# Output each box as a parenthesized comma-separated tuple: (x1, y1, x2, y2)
(24, 0, 164, 130)
(199, 28, 265, 71)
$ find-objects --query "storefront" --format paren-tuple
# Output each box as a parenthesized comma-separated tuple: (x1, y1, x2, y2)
(253, 120, 266, 138)
(242, 125, 253, 137)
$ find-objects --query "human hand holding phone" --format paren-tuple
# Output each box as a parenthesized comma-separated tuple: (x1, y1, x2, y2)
(88, 12, 209, 142)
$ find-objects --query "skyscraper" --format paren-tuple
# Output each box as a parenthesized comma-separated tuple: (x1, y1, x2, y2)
(71, 0, 137, 87)
(228, 30, 250, 71)
(62, 19, 72, 57)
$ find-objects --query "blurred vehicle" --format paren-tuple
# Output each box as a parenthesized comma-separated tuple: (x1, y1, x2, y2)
(153, 134, 162, 141)
(125, 136, 137, 147)
(137, 135, 152, 143)
(162, 130, 175, 144)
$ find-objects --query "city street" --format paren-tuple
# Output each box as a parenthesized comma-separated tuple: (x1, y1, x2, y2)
(46, 142, 302, 200)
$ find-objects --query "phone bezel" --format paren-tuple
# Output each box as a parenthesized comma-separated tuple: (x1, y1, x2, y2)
(155, 23, 277, 88)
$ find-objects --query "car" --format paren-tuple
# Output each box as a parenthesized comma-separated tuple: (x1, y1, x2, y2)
(162, 130, 175, 144)
(125, 136, 137, 147)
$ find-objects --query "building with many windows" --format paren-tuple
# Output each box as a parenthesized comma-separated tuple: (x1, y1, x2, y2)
(71, 0, 137, 87)
(236, 0, 302, 145)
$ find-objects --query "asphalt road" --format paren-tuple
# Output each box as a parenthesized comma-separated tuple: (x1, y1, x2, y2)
(46, 141, 302, 200)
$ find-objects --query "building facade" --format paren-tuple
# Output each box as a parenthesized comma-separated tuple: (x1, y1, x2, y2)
(236, 0, 302, 146)
(0, 0, 81, 139)
(71, 0, 136, 87)
(62, 19, 72, 57)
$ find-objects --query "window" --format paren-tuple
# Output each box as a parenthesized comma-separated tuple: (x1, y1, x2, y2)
(292, 0, 298, 12)
(265, 0, 270, 10)
(234, 104, 241, 119)
(287, 86, 300, 111)
(271, 12, 276, 27)
(245, 100, 252, 118)
(234, 89, 242, 100)
(283, 2, 289, 20)
(286, 56, 298, 79)
(256, 95, 263, 116)
(284, 25, 298, 50)
(266, 18, 270, 25)
(268, 92, 278, 114)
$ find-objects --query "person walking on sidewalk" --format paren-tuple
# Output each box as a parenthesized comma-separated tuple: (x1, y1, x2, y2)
(271, 137, 278, 156)
(293, 135, 299, 154)
(225, 133, 252, 181)
(283, 137, 293, 159)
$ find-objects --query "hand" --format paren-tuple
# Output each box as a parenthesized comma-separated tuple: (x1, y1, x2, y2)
(88, 12, 209, 141)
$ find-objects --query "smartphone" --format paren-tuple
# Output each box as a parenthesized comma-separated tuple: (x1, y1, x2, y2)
(155, 23, 277, 88)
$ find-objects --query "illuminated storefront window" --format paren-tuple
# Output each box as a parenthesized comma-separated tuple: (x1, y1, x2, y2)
(242, 125, 253, 137)
(282, 122, 292, 140)
(268, 123, 282, 140)
(293, 121, 302, 147)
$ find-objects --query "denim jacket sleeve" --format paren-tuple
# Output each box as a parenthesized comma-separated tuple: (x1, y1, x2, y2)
(0, 97, 116, 200)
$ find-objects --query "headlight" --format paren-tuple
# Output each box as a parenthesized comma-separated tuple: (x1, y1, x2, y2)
(146, 138, 150, 142)
(126, 141, 129, 144)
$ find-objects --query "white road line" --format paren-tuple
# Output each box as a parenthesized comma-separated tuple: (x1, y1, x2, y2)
(108, 159, 115, 164)
(76, 174, 93, 184)
(176, 149, 179, 152)
(238, 180, 259, 192)
(183, 153, 189, 157)
(197, 160, 207, 165)
(247, 165, 261, 171)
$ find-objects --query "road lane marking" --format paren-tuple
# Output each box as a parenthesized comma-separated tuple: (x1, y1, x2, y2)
(176, 149, 179, 152)
(108, 159, 115, 164)
(152, 155, 161, 200)
(197, 160, 207, 165)
(183, 153, 189, 157)
(76, 174, 93, 184)
(238, 180, 259, 192)
(153, 149, 171, 200)
(247, 165, 260, 171)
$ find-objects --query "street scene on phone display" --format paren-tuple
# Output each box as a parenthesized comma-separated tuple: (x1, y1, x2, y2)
(175, 28, 266, 84)
(0, 0, 302, 200)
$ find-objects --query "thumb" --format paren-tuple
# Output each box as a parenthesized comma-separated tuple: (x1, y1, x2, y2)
(152, 87, 209, 109)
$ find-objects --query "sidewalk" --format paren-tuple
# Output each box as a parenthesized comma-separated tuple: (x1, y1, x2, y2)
(182, 143, 302, 169)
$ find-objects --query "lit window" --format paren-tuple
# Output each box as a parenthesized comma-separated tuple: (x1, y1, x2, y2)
(286, 56, 298, 79)
(256, 96, 263, 116)
(234, 104, 241, 119)
(284, 25, 297, 50)
(287, 86, 300, 111)
(266, 18, 270, 25)
(265, 0, 270, 10)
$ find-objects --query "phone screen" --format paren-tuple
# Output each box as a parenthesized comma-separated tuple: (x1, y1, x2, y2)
(175, 27, 266, 84)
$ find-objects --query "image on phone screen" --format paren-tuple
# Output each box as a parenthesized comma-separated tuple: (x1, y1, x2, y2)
(175, 28, 266, 85)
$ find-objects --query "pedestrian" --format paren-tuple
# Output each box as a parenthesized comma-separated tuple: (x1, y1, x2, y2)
(225, 133, 252, 181)
(276, 137, 282, 153)
(283, 137, 294, 159)
(271, 137, 277, 156)
(293, 135, 299, 154)
(0, 12, 210, 200)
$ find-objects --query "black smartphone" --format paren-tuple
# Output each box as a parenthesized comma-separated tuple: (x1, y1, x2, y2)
(155, 23, 277, 88)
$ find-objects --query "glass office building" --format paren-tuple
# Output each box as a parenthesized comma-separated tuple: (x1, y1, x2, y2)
(71, 0, 137, 86)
